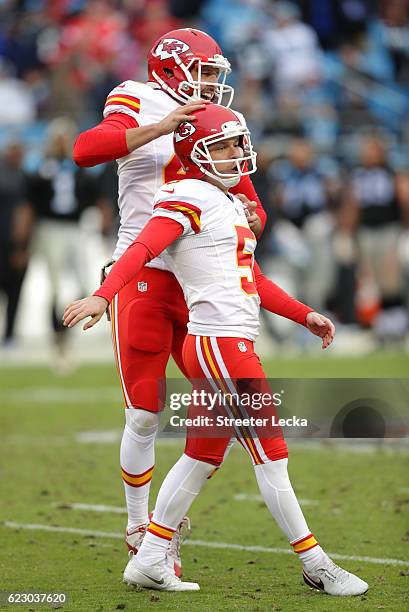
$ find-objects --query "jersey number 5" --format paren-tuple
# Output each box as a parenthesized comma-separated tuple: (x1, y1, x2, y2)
(236, 225, 257, 296)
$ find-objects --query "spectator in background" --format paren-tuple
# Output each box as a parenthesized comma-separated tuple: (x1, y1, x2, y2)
(331, 12, 408, 132)
(169, 0, 205, 20)
(200, 0, 266, 58)
(0, 58, 35, 126)
(129, 0, 183, 60)
(201, 0, 271, 137)
(0, 9, 51, 120)
(0, 140, 32, 347)
(40, 0, 138, 120)
(268, 138, 341, 313)
(263, 1, 322, 112)
(375, 0, 409, 85)
(44, 0, 129, 80)
(0, 8, 47, 76)
(298, 0, 372, 49)
(272, 139, 339, 228)
(27, 117, 113, 369)
(347, 135, 409, 341)
(261, 2, 337, 149)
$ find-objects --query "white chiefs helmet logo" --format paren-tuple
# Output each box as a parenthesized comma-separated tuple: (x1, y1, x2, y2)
(175, 122, 196, 142)
(155, 38, 190, 60)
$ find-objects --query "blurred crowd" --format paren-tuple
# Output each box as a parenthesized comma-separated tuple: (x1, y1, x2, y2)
(1, 0, 409, 354)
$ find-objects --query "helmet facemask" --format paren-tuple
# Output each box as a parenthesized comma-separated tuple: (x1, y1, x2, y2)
(191, 122, 257, 189)
(179, 56, 234, 106)
(152, 53, 234, 107)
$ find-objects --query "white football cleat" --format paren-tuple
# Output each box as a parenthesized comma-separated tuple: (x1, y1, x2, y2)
(167, 516, 191, 578)
(123, 556, 200, 591)
(125, 524, 147, 555)
(303, 553, 368, 596)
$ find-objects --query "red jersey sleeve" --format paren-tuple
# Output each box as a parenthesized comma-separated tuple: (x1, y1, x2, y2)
(94, 216, 183, 303)
(254, 261, 313, 326)
(230, 171, 267, 235)
(73, 113, 137, 167)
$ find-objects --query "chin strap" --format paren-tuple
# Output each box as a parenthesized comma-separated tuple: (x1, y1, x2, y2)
(195, 162, 241, 189)
(218, 175, 241, 189)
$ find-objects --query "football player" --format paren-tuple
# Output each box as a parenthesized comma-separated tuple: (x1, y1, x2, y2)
(72, 27, 311, 576)
(64, 104, 367, 596)
(73, 28, 265, 575)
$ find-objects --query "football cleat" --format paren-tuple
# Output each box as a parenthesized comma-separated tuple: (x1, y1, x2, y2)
(167, 516, 191, 578)
(123, 556, 200, 591)
(125, 523, 147, 555)
(303, 553, 368, 596)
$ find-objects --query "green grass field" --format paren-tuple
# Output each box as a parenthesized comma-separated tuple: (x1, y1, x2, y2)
(1, 355, 408, 611)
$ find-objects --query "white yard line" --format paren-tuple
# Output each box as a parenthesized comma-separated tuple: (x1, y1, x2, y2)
(3, 425, 409, 452)
(53, 502, 127, 514)
(73, 431, 185, 444)
(54, 498, 319, 513)
(4, 521, 409, 567)
(74, 430, 122, 444)
(4, 522, 121, 540)
(234, 493, 318, 506)
(2, 387, 121, 404)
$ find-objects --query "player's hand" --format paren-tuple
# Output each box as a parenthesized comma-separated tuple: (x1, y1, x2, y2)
(235, 193, 262, 237)
(156, 101, 208, 136)
(63, 296, 108, 330)
(305, 312, 335, 349)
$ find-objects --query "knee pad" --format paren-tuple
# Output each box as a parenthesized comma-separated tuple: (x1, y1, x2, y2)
(259, 457, 291, 490)
(125, 409, 160, 438)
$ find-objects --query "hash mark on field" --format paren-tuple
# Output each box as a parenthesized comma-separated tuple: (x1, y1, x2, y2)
(234, 493, 319, 506)
(4, 522, 409, 567)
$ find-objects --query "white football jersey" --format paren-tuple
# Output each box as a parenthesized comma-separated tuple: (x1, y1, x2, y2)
(152, 179, 261, 341)
(103, 80, 185, 268)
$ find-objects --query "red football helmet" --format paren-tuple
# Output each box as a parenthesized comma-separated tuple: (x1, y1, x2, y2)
(174, 104, 257, 189)
(147, 28, 233, 106)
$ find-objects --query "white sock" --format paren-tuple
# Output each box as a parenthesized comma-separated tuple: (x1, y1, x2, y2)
(120, 409, 159, 530)
(137, 454, 214, 566)
(298, 545, 325, 569)
(254, 458, 323, 568)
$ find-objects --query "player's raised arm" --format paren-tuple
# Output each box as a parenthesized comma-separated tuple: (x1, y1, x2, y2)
(73, 102, 206, 167)
(126, 102, 207, 153)
(63, 216, 183, 329)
